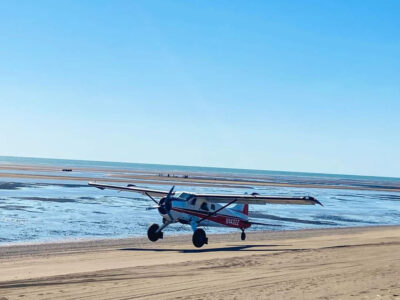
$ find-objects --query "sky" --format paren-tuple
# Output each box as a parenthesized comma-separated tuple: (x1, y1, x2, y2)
(0, 1, 399, 177)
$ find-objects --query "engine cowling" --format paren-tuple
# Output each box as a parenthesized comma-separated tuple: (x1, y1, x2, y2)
(158, 197, 172, 215)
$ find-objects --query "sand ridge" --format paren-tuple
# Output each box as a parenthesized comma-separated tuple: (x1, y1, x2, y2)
(1, 163, 400, 192)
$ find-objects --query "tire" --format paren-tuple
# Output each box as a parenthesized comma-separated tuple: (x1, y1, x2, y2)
(147, 223, 162, 242)
(241, 231, 246, 241)
(192, 228, 207, 248)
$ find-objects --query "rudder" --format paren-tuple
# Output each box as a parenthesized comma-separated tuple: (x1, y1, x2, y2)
(232, 203, 248, 215)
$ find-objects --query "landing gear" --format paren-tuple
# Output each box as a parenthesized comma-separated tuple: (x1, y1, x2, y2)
(147, 223, 163, 242)
(241, 230, 246, 241)
(192, 228, 208, 248)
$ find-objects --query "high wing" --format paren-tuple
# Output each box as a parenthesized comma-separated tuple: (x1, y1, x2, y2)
(88, 182, 169, 198)
(195, 193, 322, 206)
(88, 182, 322, 206)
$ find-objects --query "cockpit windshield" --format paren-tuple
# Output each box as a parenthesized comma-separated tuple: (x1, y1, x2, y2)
(178, 192, 192, 201)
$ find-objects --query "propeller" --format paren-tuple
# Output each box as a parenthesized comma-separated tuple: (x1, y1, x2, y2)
(143, 186, 175, 215)
(158, 186, 175, 215)
(166, 185, 175, 200)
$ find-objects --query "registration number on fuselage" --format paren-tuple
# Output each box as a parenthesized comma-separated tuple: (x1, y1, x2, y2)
(225, 218, 239, 226)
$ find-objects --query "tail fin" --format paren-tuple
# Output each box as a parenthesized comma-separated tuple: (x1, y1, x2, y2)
(232, 203, 248, 216)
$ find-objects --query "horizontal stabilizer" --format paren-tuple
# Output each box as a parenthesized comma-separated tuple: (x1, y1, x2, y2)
(247, 221, 282, 227)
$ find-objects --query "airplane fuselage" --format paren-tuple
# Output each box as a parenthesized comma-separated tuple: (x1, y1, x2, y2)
(158, 192, 251, 230)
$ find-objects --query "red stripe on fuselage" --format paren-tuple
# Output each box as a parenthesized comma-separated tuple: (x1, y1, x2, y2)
(172, 207, 251, 229)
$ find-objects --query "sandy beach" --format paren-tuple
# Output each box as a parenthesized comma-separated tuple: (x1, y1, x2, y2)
(1, 226, 399, 299)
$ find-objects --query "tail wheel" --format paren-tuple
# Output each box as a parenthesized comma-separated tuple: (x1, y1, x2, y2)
(192, 228, 208, 248)
(147, 223, 163, 242)
(241, 231, 246, 241)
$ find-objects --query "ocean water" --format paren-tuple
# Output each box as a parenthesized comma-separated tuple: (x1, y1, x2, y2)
(0, 156, 399, 244)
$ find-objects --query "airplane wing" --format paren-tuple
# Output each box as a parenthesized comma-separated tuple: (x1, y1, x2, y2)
(88, 182, 322, 206)
(194, 193, 322, 206)
(195, 192, 321, 225)
(88, 182, 170, 198)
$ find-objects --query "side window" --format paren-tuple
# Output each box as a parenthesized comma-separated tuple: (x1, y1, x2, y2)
(190, 198, 197, 206)
(211, 204, 215, 210)
(200, 202, 209, 211)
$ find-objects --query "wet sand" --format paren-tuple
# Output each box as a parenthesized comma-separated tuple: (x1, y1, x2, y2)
(1, 226, 399, 299)
(1, 163, 400, 192)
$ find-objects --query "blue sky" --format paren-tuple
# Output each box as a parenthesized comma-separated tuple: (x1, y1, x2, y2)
(0, 1, 399, 177)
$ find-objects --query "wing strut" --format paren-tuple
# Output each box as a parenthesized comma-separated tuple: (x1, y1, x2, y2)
(145, 192, 159, 205)
(197, 198, 239, 225)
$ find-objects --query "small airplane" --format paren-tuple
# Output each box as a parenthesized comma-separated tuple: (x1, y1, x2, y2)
(89, 182, 322, 248)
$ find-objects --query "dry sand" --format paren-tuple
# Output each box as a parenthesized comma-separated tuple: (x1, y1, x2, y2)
(0, 226, 399, 299)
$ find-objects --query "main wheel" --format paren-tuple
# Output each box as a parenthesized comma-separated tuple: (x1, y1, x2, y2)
(147, 223, 163, 242)
(241, 231, 246, 241)
(192, 228, 208, 248)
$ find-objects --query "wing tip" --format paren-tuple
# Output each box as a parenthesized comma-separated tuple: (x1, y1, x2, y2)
(88, 181, 105, 190)
(313, 197, 323, 206)
(302, 196, 323, 206)
(313, 198, 323, 206)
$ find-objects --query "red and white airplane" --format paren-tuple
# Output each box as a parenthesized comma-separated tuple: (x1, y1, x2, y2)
(89, 182, 322, 248)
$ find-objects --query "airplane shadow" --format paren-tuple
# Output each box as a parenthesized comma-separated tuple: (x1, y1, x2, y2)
(119, 244, 296, 253)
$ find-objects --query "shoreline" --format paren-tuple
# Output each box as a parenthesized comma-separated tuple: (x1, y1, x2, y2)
(1, 163, 400, 192)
